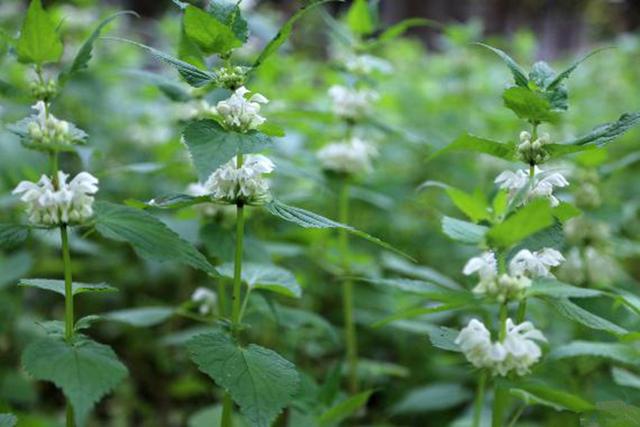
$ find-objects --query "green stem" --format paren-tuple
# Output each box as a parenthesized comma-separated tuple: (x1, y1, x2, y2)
(499, 302, 508, 341)
(472, 371, 487, 427)
(338, 179, 358, 393)
(221, 394, 234, 427)
(238, 289, 251, 323)
(491, 383, 510, 427)
(60, 224, 75, 427)
(507, 404, 526, 427)
(217, 279, 228, 318)
(516, 299, 527, 323)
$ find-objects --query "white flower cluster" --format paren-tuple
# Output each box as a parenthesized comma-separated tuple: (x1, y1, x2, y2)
(463, 248, 564, 301)
(516, 130, 551, 165)
(204, 154, 275, 205)
(328, 85, 378, 120)
(317, 137, 378, 175)
(20, 101, 85, 147)
(495, 166, 569, 207)
(191, 287, 217, 315)
(345, 54, 393, 76)
(455, 318, 546, 376)
(215, 86, 268, 132)
(12, 171, 99, 226)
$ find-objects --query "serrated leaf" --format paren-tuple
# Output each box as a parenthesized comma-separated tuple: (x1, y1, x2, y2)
(392, 383, 471, 415)
(60, 11, 138, 83)
(218, 262, 301, 298)
(94, 201, 217, 275)
(188, 331, 299, 427)
(510, 383, 594, 412)
(346, 0, 375, 36)
(475, 43, 528, 87)
(0, 223, 30, 249)
(18, 278, 117, 296)
(253, 0, 336, 68)
(22, 335, 128, 426)
(207, 0, 248, 43)
(551, 341, 639, 365)
(503, 86, 560, 124)
(0, 414, 16, 427)
(487, 199, 554, 248)
(545, 298, 627, 335)
(525, 279, 602, 299)
(563, 112, 640, 147)
(183, 5, 242, 55)
(16, 0, 63, 64)
(264, 200, 414, 261)
(430, 133, 515, 161)
(612, 367, 640, 390)
(441, 216, 487, 245)
(182, 119, 273, 181)
(108, 37, 216, 87)
(102, 307, 174, 327)
(318, 390, 373, 425)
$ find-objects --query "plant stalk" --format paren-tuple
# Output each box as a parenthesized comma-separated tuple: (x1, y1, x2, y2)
(472, 370, 487, 427)
(491, 382, 510, 427)
(60, 224, 75, 427)
(338, 179, 358, 393)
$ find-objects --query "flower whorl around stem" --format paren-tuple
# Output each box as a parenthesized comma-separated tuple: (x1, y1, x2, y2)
(328, 85, 378, 120)
(516, 130, 552, 165)
(215, 86, 268, 132)
(10, 101, 87, 149)
(317, 137, 378, 175)
(204, 154, 275, 205)
(12, 171, 99, 226)
(495, 166, 569, 207)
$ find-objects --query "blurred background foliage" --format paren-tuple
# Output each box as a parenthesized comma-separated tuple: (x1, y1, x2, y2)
(0, 0, 639, 426)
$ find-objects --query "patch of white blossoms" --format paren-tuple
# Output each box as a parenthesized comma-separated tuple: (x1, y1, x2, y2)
(317, 137, 378, 175)
(495, 166, 569, 207)
(12, 171, 99, 226)
(191, 287, 217, 315)
(15, 101, 86, 147)
(215, 86, 268, 132)
(455, 318, 546, 376)
(328, 85, 378, 120)
(463, 248, 564, 301)
(344, 54, 393, 76)
(204, 154, 275, 205)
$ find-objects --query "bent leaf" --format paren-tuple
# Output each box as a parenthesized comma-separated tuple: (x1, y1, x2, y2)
(510, 383, 594, 412)
(563, 112, 640, 147)
(475, 43, 528, 87)
(19, 278, 117, 296)
(430, 133, 516, 161)
(318, 390, 373, 425)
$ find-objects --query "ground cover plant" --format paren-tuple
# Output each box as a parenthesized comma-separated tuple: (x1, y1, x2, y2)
(0, 0, 639, 426)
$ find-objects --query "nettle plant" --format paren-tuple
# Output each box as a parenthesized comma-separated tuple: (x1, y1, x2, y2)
(112, 1, 409, 426)
(405, 45, 639, 426)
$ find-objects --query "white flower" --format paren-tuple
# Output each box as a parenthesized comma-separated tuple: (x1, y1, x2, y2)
(204, 154, 275, 205)
(463, 251, 497, 281)
(456, 318, 546, 376)
(509, 248, 565, 278)
(215, 86, 268, 132)
(191, 287, 217, 315)
(495, 166, 569, 207)
(12, 171, 99, 226)
(317, 137, 378, 175)
(328, 85, 378, 119)
(345, 54, 393, 75)
(15, 101, 85, 148)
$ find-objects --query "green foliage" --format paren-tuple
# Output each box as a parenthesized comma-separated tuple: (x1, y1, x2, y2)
(188, 331, 299, 427)
(441, 216, 488, 245)
(318, 389, 373, 425)
(487, 199, 554, 248)
(502, 86, 560, 124)
(563, 112, 640, 147)
(509, 383, 594, 412)
(525, 279, 602, 299)
(545, 298, 628, 335)
(183, 5, 243, 56)
(430, 133, 515, 161)
(391, 383, 471, 415)
(22, 335, 128, 425)
(16, 0, 63, 64)
(18, 278, 117, 296)
(0, 414, 16, 427)
(346, 0, 375, 36)
(551, 341, 640, 365)
(0, 223, 29, 249)
(218, 262, 302, 298)
(94, 201, 217, 275)
(102, 307, 175, 327)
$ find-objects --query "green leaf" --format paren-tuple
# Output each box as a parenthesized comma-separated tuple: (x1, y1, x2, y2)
(445, 187, 489, 222)
(612, 367, 640, 390)
(563, 112, 640, 147)
(546, 47, 610, 91)
(0, 414, 16, 427)
(60, 11, 138, 83)
(372, 18, 439, 46)
(18, 279, 117, 297)
(510, 383, 594, 412)
(318, 390, 373, 425)
(148, 193, 211, 210)
(487, 199, 554, 248)
(545, 298, 627, 335)
(426, 325, 460, 352)
(127, 70, 192, 102)
(16, 0, 63, 64)
(392, 383, 471, 415)
(0, 223, 29, 249)
(264, 200, 415, 261)
(502, 86, 560, 124)
(207, 1, 249, 43)
(0, 252, 32, 289)
(372, 304, 465, 329)
(108, 37, 216, 87)
(360, 277, 468, 302)
(94, 201, 217, 275)
(102, 307, 174, 327)
(183, 5, 242, 55)
(22, 335, 128, 426)
(253, 0, 336, 68)
(182, 119, 273, 181)
(188, 331, 299, 427)
(430, 133, 515, 161)
(178, 22, 206, 69)
(551, 341, 639, 365)
(75, 315, 101, 332)
(218, 262, 301, 298)
(475, 43, 528, 87)
(595, 401, 640, 427)
(346, 0, 375, 36)
(441, 216, 487, 245)
(525, 279, 602, 299)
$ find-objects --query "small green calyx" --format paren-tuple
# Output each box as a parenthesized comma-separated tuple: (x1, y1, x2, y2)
(215, 65, 250, 90)
(516, 130, 551, 165)
(30, 77, 58, 101)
